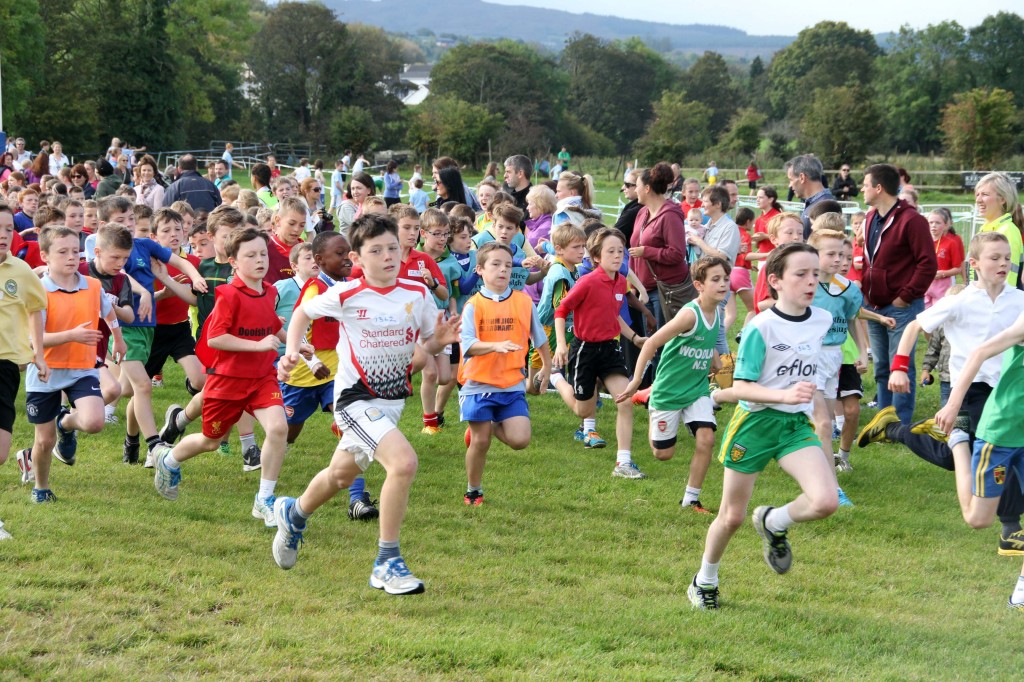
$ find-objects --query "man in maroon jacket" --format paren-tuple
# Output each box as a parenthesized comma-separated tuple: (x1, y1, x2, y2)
(861, 163, 937, 424)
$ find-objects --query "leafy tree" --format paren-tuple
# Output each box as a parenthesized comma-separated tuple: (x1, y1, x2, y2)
(0, 0, 46, 138)
(683, 52, 740, 138)
(429, 40, 565, 155)
(766, 21, 880, 120)
(874, 22, 972, 153)
(634, 91, 712, 164)
(799, 85, 880, 166)
(716, 108, 767, 156)
(405, 95, 503, 166)
(330, 107, 380, 156)
(940, 88, 1018, 168)
(968, 12, 1024, 108)
(747, 56, 769, 115)
(562, 34, 661, 153)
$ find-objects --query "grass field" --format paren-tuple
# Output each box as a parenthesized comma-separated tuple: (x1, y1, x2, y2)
(3, 306, 1024, 681)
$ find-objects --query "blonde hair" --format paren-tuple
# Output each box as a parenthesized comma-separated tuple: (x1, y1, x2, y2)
(420, 207, 450, 232)
(807, 229, 847, 248)
(525, 184, 556, 215)
(550, 222, 586, 249)
(767, 212, 802, 240)
(977, 172, 1024, 231)
(557, 171, 595, 209)
(968, 231, 1009, 260)
(810, 212, 845, 234)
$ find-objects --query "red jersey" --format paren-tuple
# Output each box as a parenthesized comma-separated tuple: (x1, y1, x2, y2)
(10, 231, 43, 268)
(848, 242, 865, 282)
(155, 252, 200, 325)
(934, 232, 965, 273)
(195, 279, 281, 378)
(680, 199, 703, 217)
(296, 276, 340, 351)
(266, 235, 301, 284)
(350, 248, 446, 288)
(555, 267, 627, 342)
(753, 267, 770, 313)
(753, 208, 780, 255)
(735, 229, 752, 269)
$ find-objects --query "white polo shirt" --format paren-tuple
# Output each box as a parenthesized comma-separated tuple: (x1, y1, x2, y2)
(916, 282, 1024, 388)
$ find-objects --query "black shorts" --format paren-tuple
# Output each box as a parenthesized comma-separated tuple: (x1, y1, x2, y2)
(566, 339, 628, 401)
(146, 321, 197, 377)
(0, 359, 20, 432)
(837, 363, 863, 399)
(26, 374, 102, 424)
(449, 341, 461, 366)
(748, 180, 757, 190)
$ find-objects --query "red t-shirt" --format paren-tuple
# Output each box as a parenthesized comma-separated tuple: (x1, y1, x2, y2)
(934, 232, 965, 274)
(848, 242, 865, 282)
(735, 229, 752, 269)
(196, 279, 281, 378)
(753, 267, 771, 313)
(680, 199, 703, 217)
(267, 235, 301, 284)
(155, 252, 200, 325)
(10, 231, 43, 268)
(349, 248, 445, 288)
(555, 267, 627, 342)
(753, 208, 780, 255)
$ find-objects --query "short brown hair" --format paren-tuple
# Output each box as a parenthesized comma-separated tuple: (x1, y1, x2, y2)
(419, 207, 449, 233)
(968, 231, 1010, 260)
(764, 242, 819, 300)
(34, 205, 65, 228)
(691, 255, 732, 282)
(153, 208, 184, 232)
(550, 222, 586, 249)
(226, 227, 268, 259)
(40, 225, 78, 253)
(807, 228, 847, 248)
(476, 241, 513, 267)
(96, 223, 134, 251)
(389, 203, 419, 221)
(492, 203, 524, 226)
(207, 205, 245, 236)
(586, 227, 626, 260)
(170, 200, 195, 218)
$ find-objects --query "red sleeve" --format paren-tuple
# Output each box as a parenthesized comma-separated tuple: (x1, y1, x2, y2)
(950, 234, 965, 268)
(555, 272, 589, 320)
(349, 265, 363, 279)
(204, 289, 238, 340)
(428, 258, 445, 286)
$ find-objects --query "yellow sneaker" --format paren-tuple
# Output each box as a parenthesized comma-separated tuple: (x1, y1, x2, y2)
(856, 406, 899, 447)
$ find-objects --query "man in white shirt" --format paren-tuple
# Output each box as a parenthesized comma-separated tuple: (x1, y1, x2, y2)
(13, 138, 32, 167)
(293, 158, 311, 181)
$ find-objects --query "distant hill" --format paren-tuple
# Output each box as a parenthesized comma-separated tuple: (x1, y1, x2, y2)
(328, 0, 793, 58)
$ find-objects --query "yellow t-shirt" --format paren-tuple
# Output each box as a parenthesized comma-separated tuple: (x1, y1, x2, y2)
(0, 255, 48, 364)
(971, 213, 1023, 287)
(286, 281, 339, 388)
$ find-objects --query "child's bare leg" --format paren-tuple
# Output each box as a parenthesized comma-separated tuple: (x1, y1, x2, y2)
(99, 366, 122, 405)
(253, 406, 288, 482)
(178, 355, 206, 393)
(839, 395, 860, 453)
(492, 416, 531, 450)
(61, 396, 104, 435)
(603, 374, 634, 452)
(31, 423, 57, 490)
(689, 427, 715, 491)
(420, 354, 439, 417)
(466, 421, 493, 488)
(777, 446, 840, 521)
(297, 446, 363, 513)
(371, 430, 419, 543)
(702, 469, 757, 563)
(120, 361, 157, 438)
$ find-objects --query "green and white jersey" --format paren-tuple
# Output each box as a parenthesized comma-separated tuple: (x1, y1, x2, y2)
(734, 307, 832, 415)
(812, 273, 862, 347)
(977, 340, 1024, 447)
(650, 301, 720, 410)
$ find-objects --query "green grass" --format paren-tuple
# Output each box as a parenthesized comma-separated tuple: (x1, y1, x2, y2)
(6, 309, 1024, 680)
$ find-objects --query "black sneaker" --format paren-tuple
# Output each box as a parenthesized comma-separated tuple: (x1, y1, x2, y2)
(123, 435, 140, 464)
(752, 506, 792, 574)
(159, 404, 186, 444)
(242, 444, 262, 472)
(999, 530, 1024, 557)
(687, 575, 719, 610)
(348, 492, 380, 520)
(437, 412, 446, 428)
(53, 406, 77, 466)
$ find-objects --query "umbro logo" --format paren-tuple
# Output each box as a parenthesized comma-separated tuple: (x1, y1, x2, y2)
(772, 344, 790, 351)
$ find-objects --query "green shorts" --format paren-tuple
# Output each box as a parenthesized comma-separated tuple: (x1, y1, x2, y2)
(121, 326, 155, 363)
(717, 406, 821, 474)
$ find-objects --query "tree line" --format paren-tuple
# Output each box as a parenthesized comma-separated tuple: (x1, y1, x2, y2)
(2, 1, 1021, 169)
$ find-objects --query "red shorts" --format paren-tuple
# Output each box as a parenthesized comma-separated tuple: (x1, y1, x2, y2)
(201, 374, 283, 439)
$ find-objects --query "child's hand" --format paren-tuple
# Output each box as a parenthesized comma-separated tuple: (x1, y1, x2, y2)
(921, 369, 933, 386)
(881, 316, 896, 330)
(492, 340, 522, 353)
(137, 291, 153, 323)
(112, 337, 127, 363)
(935, 403, 959, 435)
(553, 345, 568, 369)
(628, 246, 644, 258)
(191, 277, 209, 294)
(33, 358, 50, 383)
(781, 381, 815, 405)
(257, 334, 281, 353)
(636, 288, 649, 305)
(642, 307, 658, 332)
(615, 378, 641, 403)
(535, 367, 551, 393)
(69, 322, 103, 346)
(855, 353, 868, 374)
(313, 362, 330, 380)
(888, 369, 910, 394)
(435, 312, 461, 346)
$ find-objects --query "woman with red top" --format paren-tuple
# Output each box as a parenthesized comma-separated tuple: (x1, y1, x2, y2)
(924, 207, 965, 308)
(749, 185, 781, 266)
(627, 162, 691, 329)
(745, 160, 761, 193)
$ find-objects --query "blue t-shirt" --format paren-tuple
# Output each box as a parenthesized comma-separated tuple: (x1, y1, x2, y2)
(124, 238, 173, 327)
(812, 273, 863, 347)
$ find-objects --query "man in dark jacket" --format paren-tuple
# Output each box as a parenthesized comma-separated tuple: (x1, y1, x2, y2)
(831, 164, 858, 201)
(93, 159, 126, 199)
(861, 163, 937, 424)
(502, 154, 533, 215)
(162, 154, 221, 212)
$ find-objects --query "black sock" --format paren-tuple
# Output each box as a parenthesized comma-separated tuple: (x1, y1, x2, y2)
(146, 435, 160, 452)
(126, 432, 140, 444)
(1002, 520, 1022, 536)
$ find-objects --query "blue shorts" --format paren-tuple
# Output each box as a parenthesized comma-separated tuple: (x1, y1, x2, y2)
(971, 439, 1024, 498)
(459, 391, 529, 423)
(26, 374, 102, 424)
(282, 381, 334, 425)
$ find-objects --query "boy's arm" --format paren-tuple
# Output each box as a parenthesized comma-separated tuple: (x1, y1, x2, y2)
(888, 319, 924, 393)
(857, 307, 895, 328)
(207, 332, 280, 354)
(126, 275, 153, 323)
(850, 318, 868, 372)
(617, 308, 696, 402)
(461, 301, 518, 356)
(29, 310, 49, 382)
(167, 254, 208, 293)
(936, 313, 1024, 432)
(155, 273, 198, 306)
(619, 316, 645, 348)
(43, 322, 103, 348)
(525, 269, 546, 285)
(625, 268, 648, 305)
(731, 379, 816, 406)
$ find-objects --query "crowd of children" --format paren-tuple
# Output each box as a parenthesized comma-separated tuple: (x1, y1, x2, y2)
(3, 147, 1024, 612)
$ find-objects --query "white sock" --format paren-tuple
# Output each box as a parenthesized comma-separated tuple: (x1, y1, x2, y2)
(683, 486, 701, 505)
(696, 556, 720, 586)
(765, 504, 794, 534)
(258, 478, 276, 500)
(164, 450, 181, 470)
(1012, 576, 1024, 605)
(839, 448, 850, 460)
(176, 410, 192, 430)
(583, 418, 596, 433)
(616, 450, 632, 465)
(835, 415, 845, 430)
(948, 428, 970, 448)
(550, 372, 566, 387)
(239, 432, 256, 451)
(104, 404, 115, 419)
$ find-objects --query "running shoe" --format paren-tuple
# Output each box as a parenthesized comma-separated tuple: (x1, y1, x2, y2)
(159, 404, 186, 445)
(856, 406, 899, 447)
(348, 492, 380, 520)
(272, 497, 305, 570)
(104, 411, 119, 424)
(53, 406, 77, 466)
(242, 444, 262, 472)
(369, 557, 425, 595)
(584, 431, 606, 449)
(573, 427, 586, 442)
(752, 505, 792, 574)
(611, 461, 646, 479)
(909, 418, 948, 442)
(153, 446, 181, 501)
(464, 490, 484, 506)
(837, 487, 854, 507)
(151, 375, 164, 388)
(31, 488, 57, 504)
(1009, 594, 1024, 610)
(999, 530, 1024, 557)
(15, 448, 33, 485)
(831, 423, 842, 441)
(218, 441, 231, 456)
(835, 458, 854, 474)
(252, 494, 277, 528)
(688, 575, 719, 610)
(681, 499, 713, 514)
(331, 421, 343, 439)
(421, 425, 442, 435)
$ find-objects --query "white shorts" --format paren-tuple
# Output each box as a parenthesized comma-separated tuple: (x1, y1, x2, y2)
(815, 346, 843, 397)
(334, 398, 405, 471)
(649, 396, 716, 446)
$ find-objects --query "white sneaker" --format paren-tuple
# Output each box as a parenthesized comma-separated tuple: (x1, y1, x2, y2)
(143, 449, 157, 469)
(369, 557, 425, 595)
(612, 462, 647, 479)
(0, 519, 11, 541)
(15, 448, 34, 485)
(252, 494, 277, 528)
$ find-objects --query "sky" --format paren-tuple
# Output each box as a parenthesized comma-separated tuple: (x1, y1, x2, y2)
(484, 0, 1017, 36)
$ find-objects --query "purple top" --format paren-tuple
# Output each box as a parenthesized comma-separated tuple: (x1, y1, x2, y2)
(524, 213, 553, 303)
